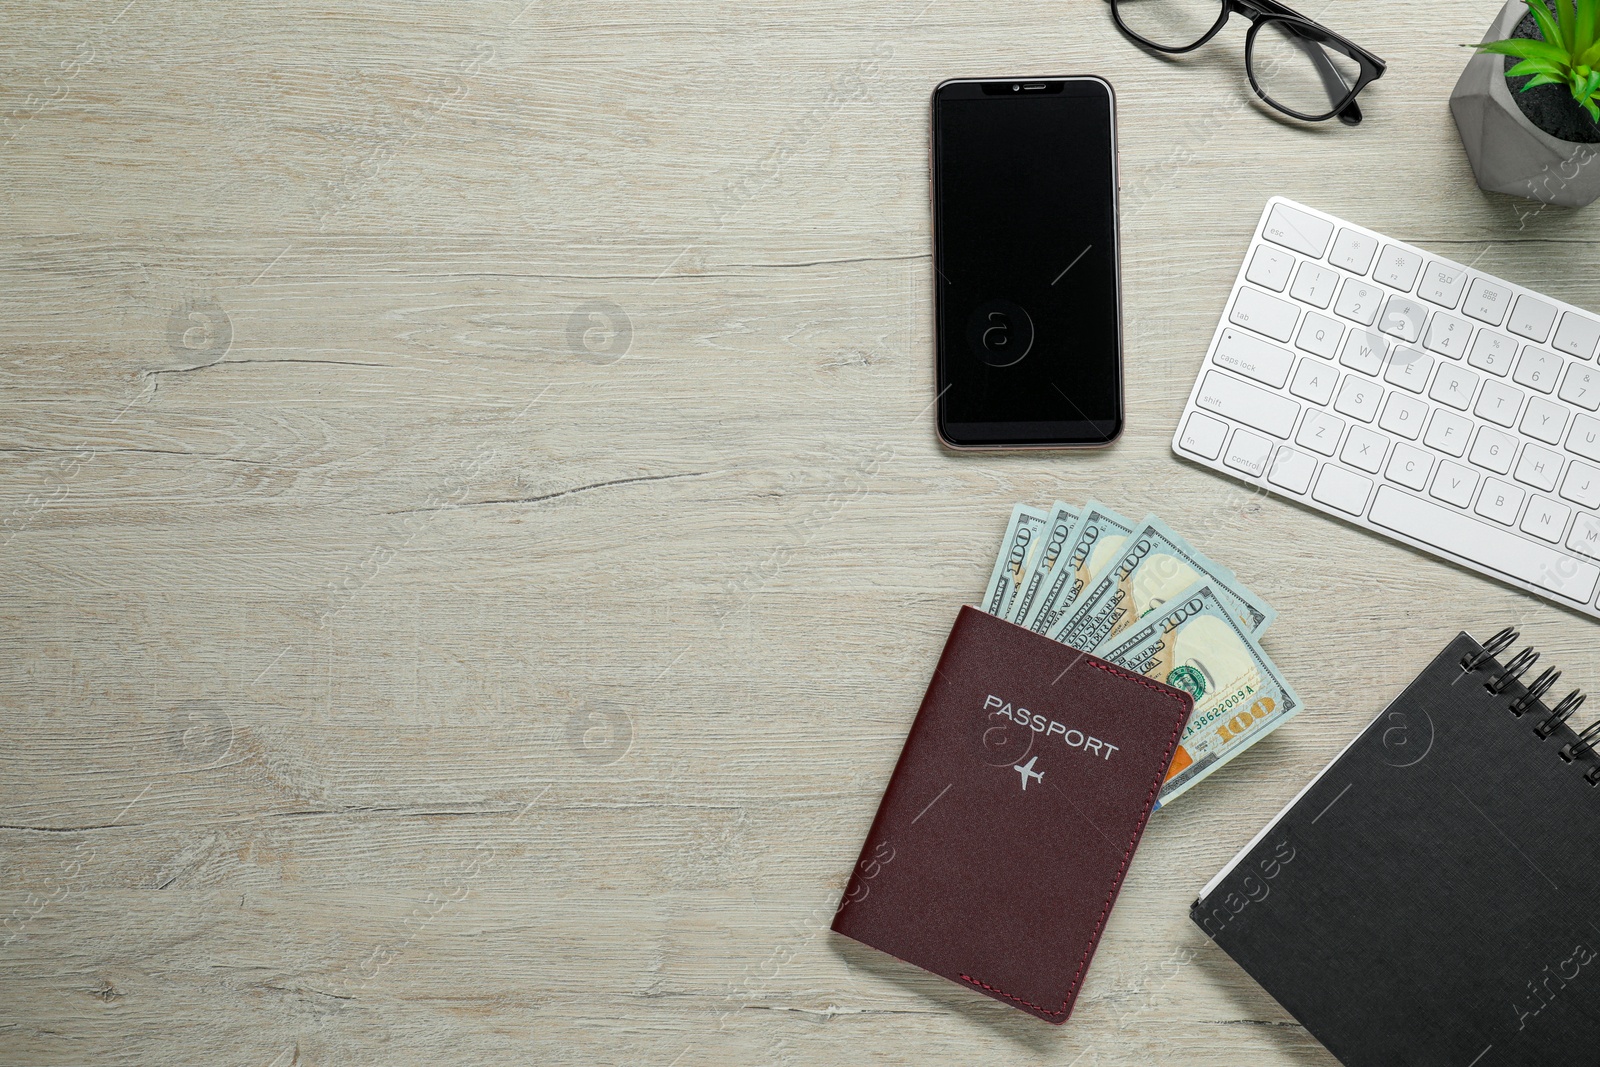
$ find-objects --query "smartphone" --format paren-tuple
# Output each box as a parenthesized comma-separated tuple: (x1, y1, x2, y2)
(932, 77, 1122, 449)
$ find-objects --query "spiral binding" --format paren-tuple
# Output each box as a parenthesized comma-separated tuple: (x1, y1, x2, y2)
(1486, 648, 1539, 693)
(1462, 627, 1517, 671)
(1535, 690, 1583, 739)
(1463, 629, 1598, 787)
(1509, 667, 1560, 716)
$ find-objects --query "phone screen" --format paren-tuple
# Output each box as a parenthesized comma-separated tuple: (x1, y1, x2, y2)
(934, 79, 1121, 447)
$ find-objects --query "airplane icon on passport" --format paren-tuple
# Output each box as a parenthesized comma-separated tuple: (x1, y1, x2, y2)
(1013, 756, 1044, 792)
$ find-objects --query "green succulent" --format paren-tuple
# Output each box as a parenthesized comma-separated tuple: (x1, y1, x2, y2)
(1478, 0, 1600, 121)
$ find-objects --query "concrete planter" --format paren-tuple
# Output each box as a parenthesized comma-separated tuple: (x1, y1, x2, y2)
(1451, 0, 1600, 206)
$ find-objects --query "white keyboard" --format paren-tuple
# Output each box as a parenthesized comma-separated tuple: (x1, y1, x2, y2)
(1173, 197, 1600, 618)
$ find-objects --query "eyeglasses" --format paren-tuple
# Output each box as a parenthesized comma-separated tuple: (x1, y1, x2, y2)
(1108, 0, 1386, 125)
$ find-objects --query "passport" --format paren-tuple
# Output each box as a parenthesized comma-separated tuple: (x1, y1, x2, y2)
(831, 606, 1193, 1024)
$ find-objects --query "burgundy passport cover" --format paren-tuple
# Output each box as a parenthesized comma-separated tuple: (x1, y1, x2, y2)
(831, 605, 1193, 1024)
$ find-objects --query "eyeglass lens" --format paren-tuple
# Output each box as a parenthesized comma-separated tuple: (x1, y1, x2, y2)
(1113, 0, 1227, 50)
(1250, 19, 1361, 118)
(1113, 0, 1361, 118)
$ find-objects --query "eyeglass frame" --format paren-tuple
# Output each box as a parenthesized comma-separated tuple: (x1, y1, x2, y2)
(1107, 0, 1387, 126)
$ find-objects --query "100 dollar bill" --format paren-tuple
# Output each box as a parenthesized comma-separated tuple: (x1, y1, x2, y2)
(1094, 581, 1302, 808)
(1018, 500, 1136, 634)
(980, 503, 1049, 617)
(1006, 501, 1079, 623)
(1049, 516, 1275, 652)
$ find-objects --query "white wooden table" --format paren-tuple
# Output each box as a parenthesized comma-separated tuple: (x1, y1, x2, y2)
(4, 1, 1596, 1063)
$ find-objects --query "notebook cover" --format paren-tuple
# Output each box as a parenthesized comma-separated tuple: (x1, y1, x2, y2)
(1192, 632, 1600, 1066)
(832, 605, 1193, 1024)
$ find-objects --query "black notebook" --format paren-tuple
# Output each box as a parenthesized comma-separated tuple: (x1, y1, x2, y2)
(1193, 629, 1600, 1067)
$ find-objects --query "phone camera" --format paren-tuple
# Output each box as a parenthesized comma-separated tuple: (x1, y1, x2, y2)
(1012, 84, 1019, 91)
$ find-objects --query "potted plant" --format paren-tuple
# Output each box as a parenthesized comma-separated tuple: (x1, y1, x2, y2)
(1452, 0, 1600, 206)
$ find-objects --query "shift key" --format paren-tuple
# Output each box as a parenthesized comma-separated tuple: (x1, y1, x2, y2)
(1229, 287, 1300, 342)
(1196, 371, 1301, 438)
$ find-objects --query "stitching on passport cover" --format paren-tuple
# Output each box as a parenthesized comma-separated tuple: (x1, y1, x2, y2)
(957, 972, 1065, 1015)
(960, 684, 1189, 1018)
(1086, 658, 1191, 708)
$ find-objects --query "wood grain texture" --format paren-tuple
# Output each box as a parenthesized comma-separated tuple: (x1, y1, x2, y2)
(4, 0, 1598, 1063)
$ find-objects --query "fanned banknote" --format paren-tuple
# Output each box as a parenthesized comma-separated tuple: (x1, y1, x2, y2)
(1018, 500, 1136, 635)
(1093, 580, 1302, 808)
(1005, 501, 1078, 623)
(979, 504, 1049, 618)
(975, 498, 1296, 807)
(1048, 516, 1276, 653)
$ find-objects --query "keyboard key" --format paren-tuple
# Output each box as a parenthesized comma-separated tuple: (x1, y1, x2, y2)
(1383, 346, 1433, 393)
(1371, 486, 1600, 604)
(1263, 202, 1333, 258)
(1464, 278, 1512, 325)
(1560, 460, 1600, 509)
(1385, 442, 1433, 491)
(1338, 328, 1387, 376)
(1474, 379, 1524, 428)
(1471, 426, 1518, 474)
(1196, 371, 1300, 438)
(1513, 347, 1563, 394)
(1267, 446, 1316, 494)
(1425, 409, 1474, 457)
(1553, 311, 1600, 360)
(1230, 286, 1299, 342)
(1329, 227, 1377, 274)
(1378, 294, 1426, 343)
(1523, 395, 1571, 443)
(1508, 294, 1558, 343)
(1475, 478, 1525, 525)
(1246, 244, 1295, 292)
(1569, 513, 1600, 562)
(1334, 375, 1382, 422)
(1335, 278, 1382, 326)
(1514, 443, 1563, 492)
(1568, 413, 1600, 463)
(1341, 425, 1388, 473)
(1423, 312, 1471, 358)
(1429, 362, 1479, 410)
(1290, 261, 1339, 308)
(1224, 428, 1273, 477)
(1374, 245, 1423, 291)
(1312, 465, 1373, 515)
(1214, 328, 1293, 388)
(1467, 329, 1518, 375)
(1379, 391, 1427, 440)
(1429, 460, 1480, 507)
(1418, 261, 1467, 307)
(1179, 412, 1228, 459)
(1289, 357, 1337, 405)
(1295, 311, 1343, 359)
(1297, 409, 1345, 456)
(1522, 496, 1571, 543)
(1559, 362, 1600, 411)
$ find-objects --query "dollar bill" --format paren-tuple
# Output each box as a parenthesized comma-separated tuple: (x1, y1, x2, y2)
(1048, 516, 1275, 652)
(980, 503, 1049, 617)
(1018, 500, 1136, 635)
(1005, 501, 1079, 623)
(1094, 581, 1302, 808)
